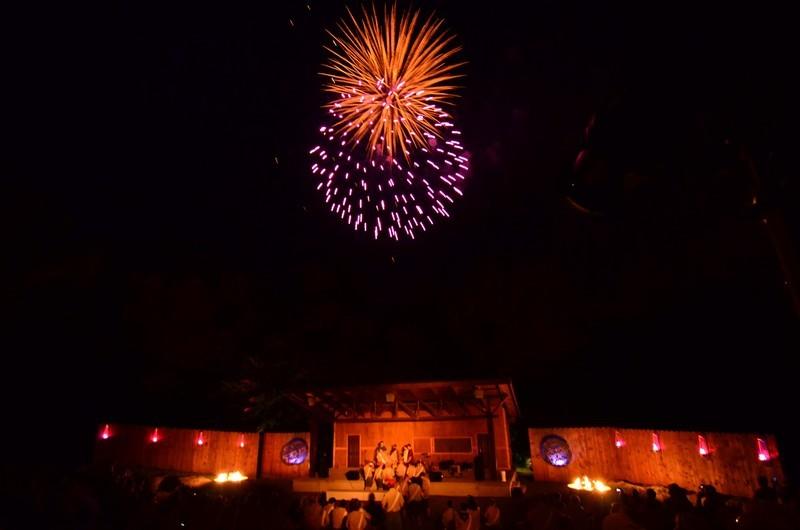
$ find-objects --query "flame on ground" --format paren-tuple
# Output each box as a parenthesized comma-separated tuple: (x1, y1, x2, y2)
(214, 471, 248, 483)
(568, 476, 611, 493)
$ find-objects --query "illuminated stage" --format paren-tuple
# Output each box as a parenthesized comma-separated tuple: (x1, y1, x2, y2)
(292, 477, 514, 500)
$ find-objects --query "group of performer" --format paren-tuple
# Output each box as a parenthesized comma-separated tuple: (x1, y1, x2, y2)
(362, 441, 427, 491)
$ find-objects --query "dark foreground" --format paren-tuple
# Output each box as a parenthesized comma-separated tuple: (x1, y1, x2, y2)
(2, 465, 799, 530)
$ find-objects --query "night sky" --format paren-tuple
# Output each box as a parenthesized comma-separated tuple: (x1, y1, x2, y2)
(5, 1, 798, 476)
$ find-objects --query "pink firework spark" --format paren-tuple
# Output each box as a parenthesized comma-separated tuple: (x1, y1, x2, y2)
(310, 105, 469, 241)
(311, 6, 469, 241)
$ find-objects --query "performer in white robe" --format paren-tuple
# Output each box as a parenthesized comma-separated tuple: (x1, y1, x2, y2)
(362, 461, 375, 491)
(383, 462, 396, 483)
(400, 444, 413, 466)
(399, 475, 410, 498)
(421, 473, 431, 497)
(374, 441, 389, 467)
(374, 464, 385, 490)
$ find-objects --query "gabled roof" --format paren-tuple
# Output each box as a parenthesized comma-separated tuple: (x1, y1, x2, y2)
(287, 379, 519, 423)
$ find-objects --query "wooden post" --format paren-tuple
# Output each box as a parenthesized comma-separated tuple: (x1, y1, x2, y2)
(486, 411, 498, 481)
(256, 431, 265, 479)
(309, 418, 319, 478)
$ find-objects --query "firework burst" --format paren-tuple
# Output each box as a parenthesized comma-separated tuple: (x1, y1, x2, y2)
(322, 4, 464, 159)
(312, 4, 469, 241)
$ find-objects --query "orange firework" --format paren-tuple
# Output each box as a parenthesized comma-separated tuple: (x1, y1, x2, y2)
(322, 4, 464, 160)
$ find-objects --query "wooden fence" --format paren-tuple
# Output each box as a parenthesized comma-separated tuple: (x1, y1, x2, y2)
(94, 424, 309, 479)
(529, 427, 784, 498)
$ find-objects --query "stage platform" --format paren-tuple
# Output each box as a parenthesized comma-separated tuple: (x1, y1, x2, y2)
(292, 477, 513, 499)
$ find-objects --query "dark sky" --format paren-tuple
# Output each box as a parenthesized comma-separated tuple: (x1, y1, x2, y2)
(5, 1, 798, 473)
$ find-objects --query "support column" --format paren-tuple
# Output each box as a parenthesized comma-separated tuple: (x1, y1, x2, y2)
(255, 431, 265, 479)
(486, 412, 497, 481)
(309, 417, 319, 478)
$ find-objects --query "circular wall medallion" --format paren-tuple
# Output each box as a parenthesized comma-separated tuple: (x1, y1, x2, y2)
(281, 438, 308, 465)
(540, 435, 572, 467)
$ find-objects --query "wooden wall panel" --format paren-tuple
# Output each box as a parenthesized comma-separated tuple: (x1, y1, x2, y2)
(94, 425, 259, 475)
(334, 449, 347, 469)
(95, 425, 258, 476)
(94, 425, 309, 479)
(332, 417, 513, 472)
(413, 438, 432, 454)
(190, 430, 258, 474)
(528, 427, 784, 498)
(493, 408, 511, 470)
(260, 432, 311, 479)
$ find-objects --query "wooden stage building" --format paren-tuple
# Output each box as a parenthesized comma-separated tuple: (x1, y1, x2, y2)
(287, 379, 520, 498)
(289, 380, 519, 479)
(94, 379, 521, 497)
(94, 379, 785, 499)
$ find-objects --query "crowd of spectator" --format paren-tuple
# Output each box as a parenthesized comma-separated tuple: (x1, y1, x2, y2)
(2, 465, 798, 530)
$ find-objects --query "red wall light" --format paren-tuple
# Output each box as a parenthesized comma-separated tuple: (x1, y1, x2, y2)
(197, 431, 205, 446)
(100, 424, 111, 440)
(651, 432, 662, 452)
(238, 434, 246, 448)
(698, 434, 709, 456)
(757, 438, 771, 462)
(151, 428, 160, 443)
(614, 431, 625, 448)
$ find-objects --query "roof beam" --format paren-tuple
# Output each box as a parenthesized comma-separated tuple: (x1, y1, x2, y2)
(419, 401, 439, 417)
(397, 401, 417, 419)
(335, 414, 497, 424)
(491, 394, 509, 415)
(320, 392, 357, 418)
(285, 393, 335, 422)
(453, 397, 471, 416)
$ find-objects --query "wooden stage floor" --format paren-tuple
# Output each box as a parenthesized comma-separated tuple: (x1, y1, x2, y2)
(292, 477, 513, 500)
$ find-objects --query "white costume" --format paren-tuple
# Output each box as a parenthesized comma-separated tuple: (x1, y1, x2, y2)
(401, 444, 413, 465)
(363, 462, 375, 490)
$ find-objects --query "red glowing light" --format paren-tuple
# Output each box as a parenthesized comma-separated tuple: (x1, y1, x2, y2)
(757, 438, 770, 462)
(151, 428, 160, 443)
(197, 432, 205, 446)
(651, 432, 661, 452)
(614, 431, 625, 448)
(698, 435, 709, 456)
(238, 434, 246, 448)
(100, 424, 111, 440)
